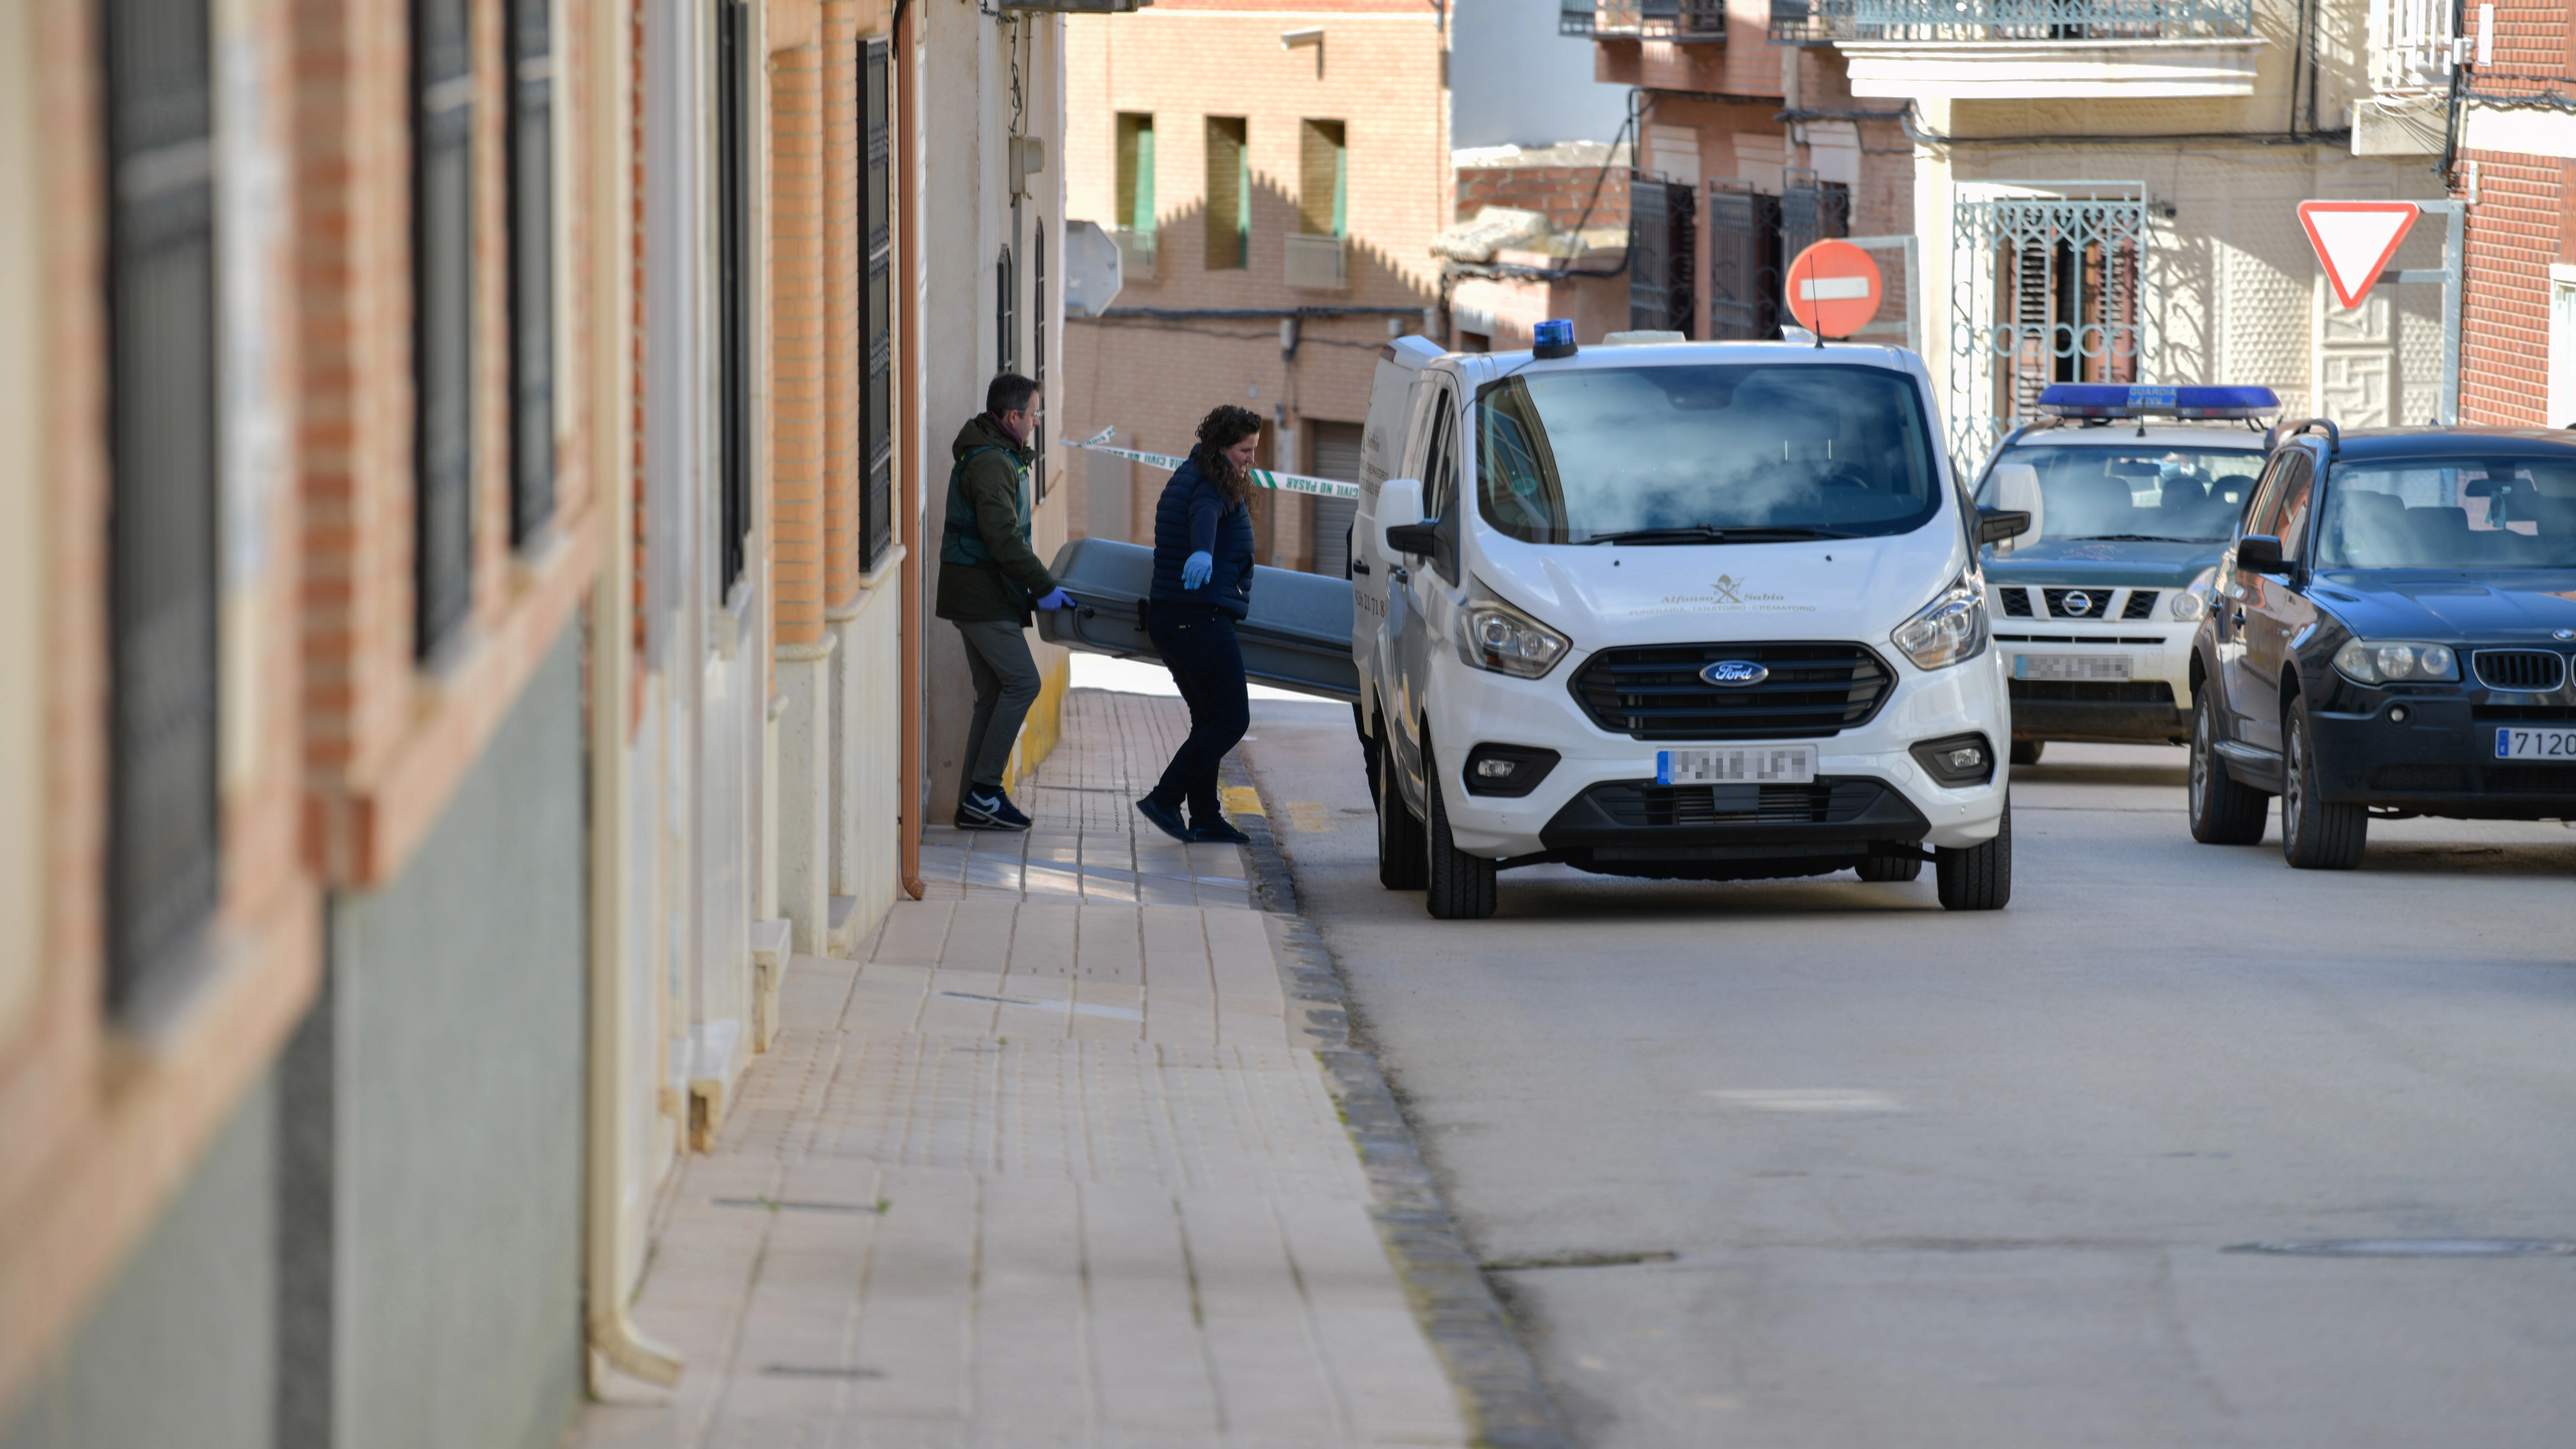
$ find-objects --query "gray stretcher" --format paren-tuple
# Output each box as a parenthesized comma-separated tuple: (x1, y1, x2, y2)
(1035, 537, 1359, 702)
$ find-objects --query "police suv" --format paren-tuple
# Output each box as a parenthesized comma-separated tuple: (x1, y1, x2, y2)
(1348, 323, 2023, 919)
(1971, 385, 2279, 762)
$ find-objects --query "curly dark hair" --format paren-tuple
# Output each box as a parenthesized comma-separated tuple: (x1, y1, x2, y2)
(1192, 404, 1264, 509)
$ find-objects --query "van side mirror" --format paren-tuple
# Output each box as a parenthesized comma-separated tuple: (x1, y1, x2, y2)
(2236, 534, 2284, 574)
(1976, 508, 2032, 546)
(1377, 477, 1428, 555)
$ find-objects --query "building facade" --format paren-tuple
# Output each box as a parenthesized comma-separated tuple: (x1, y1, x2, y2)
(1060, 0, 1450, 576)
(0, 0, 1113, 1440)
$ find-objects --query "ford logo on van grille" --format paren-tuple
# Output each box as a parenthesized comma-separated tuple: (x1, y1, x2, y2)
(1701, 660, 1770, 688)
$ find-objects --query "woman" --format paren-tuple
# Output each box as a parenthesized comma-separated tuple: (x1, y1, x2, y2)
(1135, 405, 1263, 844)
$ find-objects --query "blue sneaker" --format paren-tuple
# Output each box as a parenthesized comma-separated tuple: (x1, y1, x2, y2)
(1188, 817, 1253, 845)
(956, 786, 1031, 832)
(1134, 796, 1191, 842)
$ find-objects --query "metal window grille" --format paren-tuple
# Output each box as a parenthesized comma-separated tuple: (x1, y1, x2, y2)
(103, 0, 221, 1012)
(715, 0, 752, 590)
(1033, 224, 1048, 502)
(1949, 188, 2149, 463)
(1704, 181, 1781, 340)
(506, 0, 554, 544)
(996, 245, 1017, 374)
(1627, 172, 1696, 335)
(415, 0, 475, 655)
(1846, 0, 2252, 41)
(1780, 173, 1851, 264)
(859, 37, 895, 570)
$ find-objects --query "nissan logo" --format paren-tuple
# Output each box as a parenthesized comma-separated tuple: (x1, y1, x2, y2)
(1701, 660, 1769, 687)
(2060, 590, 2095, 617)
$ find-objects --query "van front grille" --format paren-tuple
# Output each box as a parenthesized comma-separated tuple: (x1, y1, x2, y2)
(1581, 777, 1891, 827)
(1569, 642, 1894, 741)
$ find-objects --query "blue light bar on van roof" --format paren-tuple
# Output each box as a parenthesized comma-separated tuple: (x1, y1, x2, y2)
(2036, 384, 2281, 419)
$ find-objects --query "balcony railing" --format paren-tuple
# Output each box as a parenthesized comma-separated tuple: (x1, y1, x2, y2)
(1112, 227, 1156, 283)
(2369, 0, 2452, 94)
(1560, 0, 1596, 34)
(1803, 0, 2253, 42)
(1285, 232, 1347, 291)
(1587, 0, 1727, 41)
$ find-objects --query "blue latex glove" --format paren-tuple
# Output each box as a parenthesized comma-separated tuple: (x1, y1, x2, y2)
(1034, 587, 1075, 611)
(1182, 551, 1213, 589)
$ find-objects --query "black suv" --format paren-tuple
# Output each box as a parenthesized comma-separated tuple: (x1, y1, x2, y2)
(2187, 422, 2576, 868)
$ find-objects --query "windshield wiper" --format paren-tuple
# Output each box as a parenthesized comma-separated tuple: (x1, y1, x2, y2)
(2064, 533, 2201, 544)
(1582, 525, 1856, 545)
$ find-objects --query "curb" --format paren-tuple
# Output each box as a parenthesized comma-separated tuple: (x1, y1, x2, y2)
(1218, 754, 1571, 1449)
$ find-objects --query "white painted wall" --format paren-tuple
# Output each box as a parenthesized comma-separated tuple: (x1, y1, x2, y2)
(1449, 0, 1628, 149)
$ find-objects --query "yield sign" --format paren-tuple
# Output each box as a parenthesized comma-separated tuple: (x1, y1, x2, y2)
(2299, 201, 2420, 310)
(1784, 239, 1883, 339)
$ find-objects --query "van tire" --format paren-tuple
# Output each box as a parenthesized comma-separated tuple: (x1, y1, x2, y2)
(1375, 731, 1428, 890)
(1423, 747, 1498, 920)
(1934, 800, 2012, 911)
(2188, 691, 2268, 845)
(2281, 702, 2367, 870)
(1856, 853, 1922, 882)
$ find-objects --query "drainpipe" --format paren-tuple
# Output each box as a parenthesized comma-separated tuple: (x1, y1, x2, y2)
(896, 0, 926, 900)
(584, 0, 682, 1390)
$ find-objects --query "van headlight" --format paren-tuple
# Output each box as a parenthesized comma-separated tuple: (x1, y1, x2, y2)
(1457, 580, 1571, 679)
(2169, 566, 2218, 622)
(2332, 639, 2457, 684)
(1891, 573, 1989, 671)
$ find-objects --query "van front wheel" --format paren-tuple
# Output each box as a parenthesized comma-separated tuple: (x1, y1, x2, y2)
(1934, 801, 2012, 911)
(1375, 730, 1428, 890)
(1423, 746, 1498, 920)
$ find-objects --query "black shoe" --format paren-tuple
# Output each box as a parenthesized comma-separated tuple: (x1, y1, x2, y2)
(1188, 817, 1253, 845)
(957, 786, 1031, 832)
(1134, 795, 1191, 842)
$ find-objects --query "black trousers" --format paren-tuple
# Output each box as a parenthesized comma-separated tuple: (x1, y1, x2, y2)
(1145, 603, 1250, 823)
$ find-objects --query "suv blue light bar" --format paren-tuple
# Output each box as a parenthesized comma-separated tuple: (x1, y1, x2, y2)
(2036, 384, 2281, 419)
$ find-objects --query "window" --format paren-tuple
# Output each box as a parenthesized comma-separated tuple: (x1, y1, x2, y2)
(506, 0, 554, 544)
(1033, 223, 1047, 502)
(995, 244, 1016, 373)
(2249, 453, 2315, 558)
(102, 0, 220, 1010)
(1115, 113, 1155, 236)
(859, 37, 895, 570)
(1949, 189, 2147, 459)
(2549, 269, 2576, 427)
(1298, 120, 1344, 237)
(715, 0, 752, 591)
(415, 0, 475, 654)
(1205, 116, 1247, 270)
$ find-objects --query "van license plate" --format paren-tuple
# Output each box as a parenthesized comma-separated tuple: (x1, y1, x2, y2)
(1658, 746, 1817, 785)
(2014, 653, 2131, 681)
(2494, 726, 2576, 761)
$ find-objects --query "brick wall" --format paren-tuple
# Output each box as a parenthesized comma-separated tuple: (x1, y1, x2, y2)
(1455, 162, 1629, 231)
(2460, 149, 2561, 427)
(770, 41, 826, 647)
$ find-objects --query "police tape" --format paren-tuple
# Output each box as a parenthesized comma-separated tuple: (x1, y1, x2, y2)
(1061, 434, 1362, 500)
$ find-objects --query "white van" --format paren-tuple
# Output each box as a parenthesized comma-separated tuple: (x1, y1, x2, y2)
(1348, 332, 2022, 918)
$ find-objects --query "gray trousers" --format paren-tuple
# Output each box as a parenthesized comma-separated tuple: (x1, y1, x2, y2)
(954, 618, 1042, 795)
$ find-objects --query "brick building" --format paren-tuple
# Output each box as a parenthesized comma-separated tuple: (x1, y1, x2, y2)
(2442, 0, 2576, 425)
(1060, 0, 1450, 576)
(0, 0, 1124, 1440)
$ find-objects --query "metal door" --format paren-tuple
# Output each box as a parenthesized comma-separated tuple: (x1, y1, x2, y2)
(1704, 180, 1781, 340)
(1628, 173, 1697, 335)
(1950, 188, 2148, 463)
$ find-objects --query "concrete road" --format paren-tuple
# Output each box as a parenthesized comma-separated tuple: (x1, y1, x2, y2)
(1240, 698, 2576, 1449)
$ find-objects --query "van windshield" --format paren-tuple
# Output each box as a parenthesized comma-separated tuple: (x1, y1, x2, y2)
(1474, 363, 1942, 545)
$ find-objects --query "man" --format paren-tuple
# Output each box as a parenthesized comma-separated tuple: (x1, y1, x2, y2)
(936, 373, 1073, 830)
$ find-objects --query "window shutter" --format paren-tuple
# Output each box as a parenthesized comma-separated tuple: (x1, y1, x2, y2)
(859, 37, 894, 570)
(507, 0, 555, 544)
(104, 0, 221, 1010)
(1033, 225, 1046, 502)
(715, 0, 752, 590)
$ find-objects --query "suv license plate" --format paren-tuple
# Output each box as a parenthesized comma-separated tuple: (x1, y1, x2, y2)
(2014, 653, 2131, 681)
(2494, 726, 2576, 761)
(1658, 746, 1817, 785)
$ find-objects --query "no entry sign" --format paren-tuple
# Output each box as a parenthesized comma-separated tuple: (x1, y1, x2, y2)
(2298, 201, 2421, 310)
(1784, 239, 1883, 339)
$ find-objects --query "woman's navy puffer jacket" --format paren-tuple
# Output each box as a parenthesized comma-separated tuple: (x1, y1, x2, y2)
(1149, 456, 1258, 620)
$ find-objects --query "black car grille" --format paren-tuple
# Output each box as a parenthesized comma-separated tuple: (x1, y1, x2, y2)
(2485, 766, 2576, 794)
(1998, 587, 2033, 617)
(1582, 778, 1892, 827)
(1569, 643, 1894, 740)
(2007, 680, 2177, 704)
(2121, 590, 2161, 620)
(2471, 649, 2569, 693)
(2042, 587, 2107, 619)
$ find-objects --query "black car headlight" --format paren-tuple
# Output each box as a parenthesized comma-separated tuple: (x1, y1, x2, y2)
(2331, 640, 2458, 685)
(1910, 732, 1995, 788)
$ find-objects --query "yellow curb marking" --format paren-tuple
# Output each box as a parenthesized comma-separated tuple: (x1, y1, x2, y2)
(1220, 784, 1265, 817)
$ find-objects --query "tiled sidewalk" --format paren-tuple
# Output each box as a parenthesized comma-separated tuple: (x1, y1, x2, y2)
(564, 690, 1469, 1449)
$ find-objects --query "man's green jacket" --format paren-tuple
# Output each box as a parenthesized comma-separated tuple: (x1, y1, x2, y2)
(934, 413, 1058, 626)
